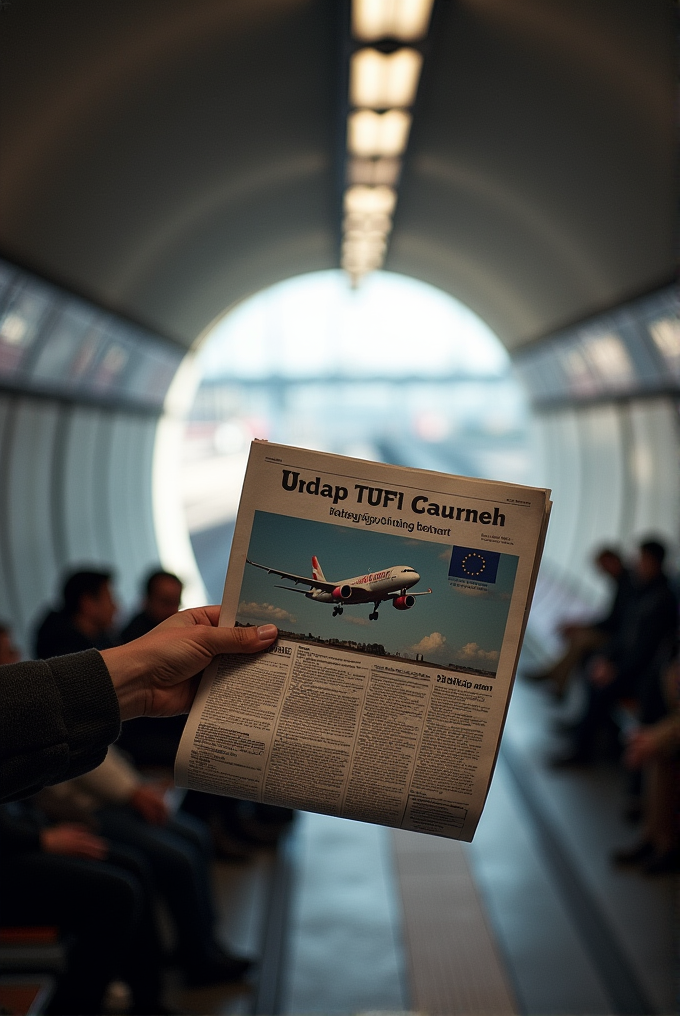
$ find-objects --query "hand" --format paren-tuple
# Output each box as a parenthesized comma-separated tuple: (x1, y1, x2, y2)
(40, 823, 108, 860)
(624, 728, 659, 769)
(130, 785, 169, 825)
(100, 608, 277, 720)
(589, 656, 616, 687)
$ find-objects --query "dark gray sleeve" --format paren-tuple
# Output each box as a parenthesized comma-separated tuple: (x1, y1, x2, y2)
(0, 650, 121, 803)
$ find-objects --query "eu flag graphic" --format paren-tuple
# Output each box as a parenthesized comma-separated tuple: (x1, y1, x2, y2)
(449, 546, 501, 584)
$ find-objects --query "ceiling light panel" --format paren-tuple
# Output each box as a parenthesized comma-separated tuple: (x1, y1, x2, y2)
(344, 184, 397, 216)
(347, 109, 412, 157)
(352, 0, 435, 41)
(350, 48, 423, 109)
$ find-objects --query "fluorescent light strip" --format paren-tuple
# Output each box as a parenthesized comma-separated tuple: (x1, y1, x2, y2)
(344, 1, 432, 279)
(350, 48, 423, 108)
(352, 0, 435, 41)
(344, 184, 397, 215)
(347, 109, 412, 157)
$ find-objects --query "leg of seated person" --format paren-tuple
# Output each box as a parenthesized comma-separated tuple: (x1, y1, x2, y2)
(165, 810, 218, 932)
(104, 844, 165, 1012)
(0, 852, 138, 1015)
(97, 805, 219, 973)
(546, 627, 608, 694)
(568, 675, 628, 762)
(645, 756, 680, 856)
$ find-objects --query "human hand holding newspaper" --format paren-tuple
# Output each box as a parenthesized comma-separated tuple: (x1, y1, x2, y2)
(101, 606, 278, 720)
(176, 442, 551, 841)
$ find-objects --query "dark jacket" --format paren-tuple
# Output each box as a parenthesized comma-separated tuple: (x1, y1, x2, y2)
(119, 610, 156, 644)
(34, 610, 114, 660)
(605, 573, 678, 689)
(0, 650, 120, 803)
(594, 568, 633, 637)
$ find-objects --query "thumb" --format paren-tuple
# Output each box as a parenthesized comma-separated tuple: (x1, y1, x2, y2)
(197, 623, 278, 655)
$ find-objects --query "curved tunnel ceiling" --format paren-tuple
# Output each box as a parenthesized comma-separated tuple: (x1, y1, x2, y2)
(0, 0, 675, 351)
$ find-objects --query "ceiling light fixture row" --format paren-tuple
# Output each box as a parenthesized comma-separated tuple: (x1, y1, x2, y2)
(342, 0, 434, 284)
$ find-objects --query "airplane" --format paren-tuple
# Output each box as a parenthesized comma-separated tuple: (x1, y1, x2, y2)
(246, 555, 432, 620)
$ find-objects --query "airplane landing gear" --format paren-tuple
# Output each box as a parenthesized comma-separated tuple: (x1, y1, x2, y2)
(332, 606, 343, 616)
(369, 610, 379, 620)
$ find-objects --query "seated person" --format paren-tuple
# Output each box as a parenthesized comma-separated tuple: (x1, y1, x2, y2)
(117, 570, 187, 768)
(529, 548, 631, 696)
(613, 655, 680, 874)
(554, 540, 678, 766)
(36, 745, 250, 986)
(35, 569, 118, 659)
(0, 799, 166, 1015)
(120, 569, 183, 642)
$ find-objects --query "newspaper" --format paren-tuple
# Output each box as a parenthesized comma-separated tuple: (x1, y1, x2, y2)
(176, 441, 551, 841)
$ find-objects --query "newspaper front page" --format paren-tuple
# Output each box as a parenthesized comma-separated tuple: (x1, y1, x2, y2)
(176, 442, 551, 841)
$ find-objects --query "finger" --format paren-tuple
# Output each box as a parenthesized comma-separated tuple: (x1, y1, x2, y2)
(197, 623, 278, 655)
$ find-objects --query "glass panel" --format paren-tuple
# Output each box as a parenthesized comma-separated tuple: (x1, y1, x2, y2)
(0, 279, 54, 378)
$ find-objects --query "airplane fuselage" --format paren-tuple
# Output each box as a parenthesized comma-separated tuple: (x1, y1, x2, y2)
(308, 566, 420, 603)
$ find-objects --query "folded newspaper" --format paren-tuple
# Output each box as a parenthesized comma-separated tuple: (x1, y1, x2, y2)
(176, 441, 551, 841)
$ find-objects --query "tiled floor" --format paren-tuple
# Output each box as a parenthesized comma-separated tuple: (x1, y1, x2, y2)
(281, 813, 408, 1014)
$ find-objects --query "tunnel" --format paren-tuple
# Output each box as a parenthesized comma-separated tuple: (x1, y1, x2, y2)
(0, 2, 677, 1014)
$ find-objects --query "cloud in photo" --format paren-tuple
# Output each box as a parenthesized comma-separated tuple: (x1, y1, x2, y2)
(342, 615, 372, 627)
(458, 641, 499, 662)
(411, 631, 447, 654)
(238, 601, 296, 624)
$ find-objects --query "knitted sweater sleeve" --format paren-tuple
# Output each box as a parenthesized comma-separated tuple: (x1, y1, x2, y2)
(0, 650, 121, 803)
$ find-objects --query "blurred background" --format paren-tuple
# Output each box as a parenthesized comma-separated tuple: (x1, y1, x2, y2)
(0, 1, 677, 1014)
(183, 269, 530, 601)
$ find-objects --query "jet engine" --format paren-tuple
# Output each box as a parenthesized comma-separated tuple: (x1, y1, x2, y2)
(392, 595, 415, 610)
(332, 584, 352, 601)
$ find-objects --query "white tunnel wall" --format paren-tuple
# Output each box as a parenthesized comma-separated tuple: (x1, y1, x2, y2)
(532, 396, 680, 614)
(0, 393, 162, 655)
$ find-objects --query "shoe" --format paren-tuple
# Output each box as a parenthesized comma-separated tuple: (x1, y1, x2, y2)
(184, 953, 253, 987)
(643, 848, 680, 875)
(611, 840, 654, 866)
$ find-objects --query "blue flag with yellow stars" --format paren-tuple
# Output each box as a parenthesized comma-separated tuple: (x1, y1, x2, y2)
(448, 546, 500, 584)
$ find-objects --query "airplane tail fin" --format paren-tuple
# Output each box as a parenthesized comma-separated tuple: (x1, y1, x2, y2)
(311, 555, 326, 581)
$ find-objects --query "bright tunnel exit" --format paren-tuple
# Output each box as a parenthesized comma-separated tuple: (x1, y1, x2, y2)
(181, 270, 530, 601)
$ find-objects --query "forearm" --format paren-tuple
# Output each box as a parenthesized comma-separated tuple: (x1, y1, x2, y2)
(0, 652, 119, 803)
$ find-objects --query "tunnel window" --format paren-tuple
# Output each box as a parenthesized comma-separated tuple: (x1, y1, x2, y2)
(182, 270, 529, 600)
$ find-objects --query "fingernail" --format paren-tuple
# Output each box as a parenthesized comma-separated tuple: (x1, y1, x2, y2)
(257, 624, 278, 640)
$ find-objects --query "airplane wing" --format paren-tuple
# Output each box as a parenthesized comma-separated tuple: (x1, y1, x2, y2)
(246, 558, 337, 593)
(385, 587, 433, 599)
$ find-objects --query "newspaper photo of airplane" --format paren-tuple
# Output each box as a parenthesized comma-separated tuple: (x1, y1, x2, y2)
(246, 555, 432, 620)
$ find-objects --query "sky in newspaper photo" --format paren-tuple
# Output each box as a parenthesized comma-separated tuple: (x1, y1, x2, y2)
(236, 511, 518, 674)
